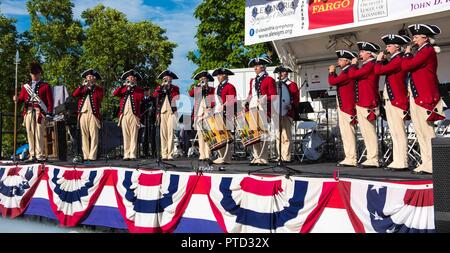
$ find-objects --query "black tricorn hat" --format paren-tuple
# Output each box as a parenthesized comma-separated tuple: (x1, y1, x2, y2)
(29, 62, 43, 75)
(248, 57, 272, 67)
(121, 69, 142, 81)
(357, 41, 381, 52)
(81, 68, 102, 80)
(158, 70, 178, 79)
(273, 65, 293, 73)
(336, 50, 358, 60)
(212, 67, 234, 76)
(381, 34, 412, 45)
(193, 70, 214, 81)
(408, 24, 441, 36)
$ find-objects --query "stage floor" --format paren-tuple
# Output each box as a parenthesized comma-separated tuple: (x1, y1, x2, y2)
(37, 158, 433, 181)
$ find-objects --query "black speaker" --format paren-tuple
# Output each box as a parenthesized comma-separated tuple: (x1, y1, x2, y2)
(432, 137, 450, 232)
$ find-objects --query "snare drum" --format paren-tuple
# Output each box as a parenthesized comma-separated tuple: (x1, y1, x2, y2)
(235, 108, 268, 147)
(199, 112, 233, 151)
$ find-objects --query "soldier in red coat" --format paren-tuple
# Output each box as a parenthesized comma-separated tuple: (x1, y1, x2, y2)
(273, 65, 299, 162)
(349, 41, 381, 168)
(247, 57, 277, 165)
(189, 70, 215, 161)
(152, 70, 180, 160)
(73, 69, 104, 161)
(14, 62, 53, 162)
(211, 68, 237, 165)
(113, 69, 144, 161)
(329, 50, 358, 167)
(402, 24, 445, 174)
(374, 34, 412, 171)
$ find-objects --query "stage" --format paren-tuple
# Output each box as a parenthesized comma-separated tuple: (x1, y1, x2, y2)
(0, 158, 435, 233)
(46, 158, 432, 181)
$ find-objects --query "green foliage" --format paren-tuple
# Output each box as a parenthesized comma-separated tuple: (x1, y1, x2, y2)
(80, 5, 176, 118)
(27, 0, 84, 89)
(0, 13, 34, 157)
(0, 3, 177, 156)
(187, 0, 278, 75)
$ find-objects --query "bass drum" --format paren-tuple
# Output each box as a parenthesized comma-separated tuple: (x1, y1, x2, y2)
(302, 131, 326, 161)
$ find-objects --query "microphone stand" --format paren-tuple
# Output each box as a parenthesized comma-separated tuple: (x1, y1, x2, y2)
(103, 79, 111, 164)
(151, 83, 177, 169)
(250, 74, 301, 177)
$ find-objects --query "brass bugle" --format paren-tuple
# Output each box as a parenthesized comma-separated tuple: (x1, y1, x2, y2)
(410, 42, 418, 49)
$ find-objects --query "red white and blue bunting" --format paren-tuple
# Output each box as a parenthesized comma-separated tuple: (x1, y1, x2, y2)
(46, 165, 109, 226)
(0, 164, 43, 218)
(0, 164, 435, 233)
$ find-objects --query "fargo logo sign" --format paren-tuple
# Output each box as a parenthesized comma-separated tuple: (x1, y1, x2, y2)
(308, 0, 355, 29)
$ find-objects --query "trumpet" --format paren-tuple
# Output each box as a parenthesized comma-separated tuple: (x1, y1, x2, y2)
(125, 80, 136, 87)
(162, 79, 170, 86)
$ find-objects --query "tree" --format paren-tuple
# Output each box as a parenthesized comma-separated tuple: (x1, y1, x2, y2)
(0, 13, 34, 157)
(27, 0, 84, 89)
(187, 0, 278, 75)
(80, 4, 176, 118)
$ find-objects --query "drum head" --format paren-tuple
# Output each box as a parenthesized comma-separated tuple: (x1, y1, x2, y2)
(272, 84, 291, 116)
(302, 131, 325, 161)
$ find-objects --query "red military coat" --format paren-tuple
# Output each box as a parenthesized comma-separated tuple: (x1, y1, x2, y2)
(284, 79, 300, 119)
(248, 73, 277, 118)
(189, 85, 215, 122)
(18, 81, 53, 117)
(73, 85, 104, 120)
(328, 65, 357, 122)
(401, 43, 443, 121)
(374, 52, 409, 112)
(348, 59, 380, 109)
(152, 84, 180, 116)
(113, 85, 144, 119)
(216, 82, 237, 109)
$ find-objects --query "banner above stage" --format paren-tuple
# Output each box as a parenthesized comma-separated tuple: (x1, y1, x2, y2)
(245, 0, 450, 45)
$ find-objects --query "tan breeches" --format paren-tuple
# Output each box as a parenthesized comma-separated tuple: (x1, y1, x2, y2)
(160, 112, 175, 159)
(198, 130, 211, 159)
(121, 114, 139, 159)
(338, 108, 356, 165)
(409, 98, 437, 173)
(356, 105, 379, 166)
(80, 113, 100, 160)
(384, 100, 408, 168)
(24, 109, 46, 159)
(275, 116, 292, 161)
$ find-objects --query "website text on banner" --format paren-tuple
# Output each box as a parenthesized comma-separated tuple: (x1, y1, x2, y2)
(245, 0, 450, 45)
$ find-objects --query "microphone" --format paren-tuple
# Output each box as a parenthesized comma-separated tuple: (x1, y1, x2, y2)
(383, 50, 390, 55)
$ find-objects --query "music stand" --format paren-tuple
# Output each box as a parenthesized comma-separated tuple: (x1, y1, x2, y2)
(308, 90, 328, 101)
(250, 77, 302, 177)
(317, 91, 337, 161)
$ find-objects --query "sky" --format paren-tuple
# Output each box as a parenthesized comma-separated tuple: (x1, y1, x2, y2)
(0, 0, 201, 112)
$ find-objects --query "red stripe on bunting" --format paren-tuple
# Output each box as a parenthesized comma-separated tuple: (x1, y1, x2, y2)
(240, 177, 283, 196)
(325, 183, 345, 209)
(338, 181, 366, 233)
(403, 188, 434, 207)
(301, 181, 337, 233)
(161, 175, 202, 233)
(138, 173, 163, 186)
